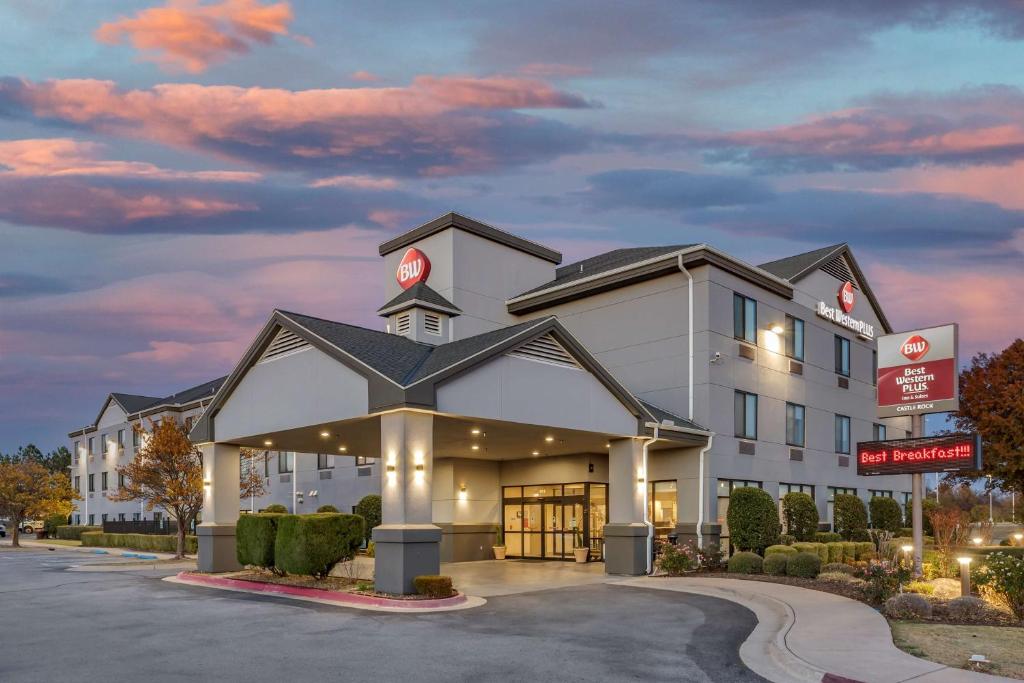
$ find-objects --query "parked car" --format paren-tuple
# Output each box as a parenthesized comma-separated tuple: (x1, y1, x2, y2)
(20, 520, 44, 535)
(0, 523, 6, 538)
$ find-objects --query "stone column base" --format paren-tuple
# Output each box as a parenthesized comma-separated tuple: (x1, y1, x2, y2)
(604, 523, 648, 575)
(372, 524, 442, 595)
(674, 522, 722, 550)
(197, 524, 240, 573)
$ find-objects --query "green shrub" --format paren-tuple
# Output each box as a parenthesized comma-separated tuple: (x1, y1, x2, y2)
(945, 596, 992, 621)
(786, 552, 821, 578)
(42, 514, 68, 538)
(781, 492, 819, 542)
(658, 543, 695, 576)
(794, 542, 828, 564)
(819, 571, 862, 585)
(869, 497, 903, 534)
(815, 531, 841, 543)
(765, 544, 797, 556)
(822, 562, 857, 575)
(764, 553, 789, 576)
(365, 540, 375, 558)
(274, 513, 364, 578)
(779, 534, 796, 546)
(904, 498, 938, 534)
(899, 527, 913, 537)
(841, 541, 857, 562)
(855, 541, 876, 561)
(263, 504, 288, 513)
(727, 551, 763, 574)
(884, 593, 932, 620)
(354, 494, 382, 544)
(413, 575, 454, 598)
(972, 551, 1024, 621)
(834, 494, 868, 541)
(315, 505, 339, 513)
(826, 542, 844, 563)
(727, 487, 781, 553)
(80, 532, 197, 554)
(56, 525, 101, 540)
(236, 513, 284, 569)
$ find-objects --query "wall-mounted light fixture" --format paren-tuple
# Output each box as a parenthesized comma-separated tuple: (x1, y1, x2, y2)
(531, 450, 539, 456)
(770, 323, 784, 335)
(264, 440, 273, 447)
(386, 464, 396, 473)
(415, 463, 425, 471)
(471, 444, 479, 451)
(203, 479, 211, 487)
(458, 484, 467, 501)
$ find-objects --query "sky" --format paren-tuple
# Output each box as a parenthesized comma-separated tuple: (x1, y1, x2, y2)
(1, 0, 1023, 450)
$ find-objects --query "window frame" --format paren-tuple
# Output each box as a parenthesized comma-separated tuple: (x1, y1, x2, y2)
(834, 335, 851, 377)
(277, 451, 294, 474)
(733, 293, 757, 343)
(785, 315, 804, 361)
(317, 453, 334, 470)
(88, 473, 95, 492)
(873, 423, 887, 441)
(101, 471, 108, 491)
(734, 390, 758, 440)
(355, 455, 375, 466)
(835, 414, 851, 454)
(785, 402, 806, 447)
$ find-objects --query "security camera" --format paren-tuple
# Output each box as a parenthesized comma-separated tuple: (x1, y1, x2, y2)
(710, 351, 722, 364)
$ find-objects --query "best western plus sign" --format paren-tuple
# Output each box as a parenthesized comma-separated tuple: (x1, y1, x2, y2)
(875, 324, 959, 418)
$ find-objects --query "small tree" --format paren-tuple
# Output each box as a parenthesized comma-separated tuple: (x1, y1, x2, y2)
(110, 420, 203, 558)
(869, 496, 903, 534)
(0, 459, 78, 547)
(929, 506, 969, 578)
(727, 487, 781, 554)
(354, 494, 382, 544)
(781, 492, 819, 541)
(834, 494, 868, 540)
(240, 448, 268, 504)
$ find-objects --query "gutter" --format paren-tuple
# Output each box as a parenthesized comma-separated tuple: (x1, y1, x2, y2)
(642, 427, 658, 575)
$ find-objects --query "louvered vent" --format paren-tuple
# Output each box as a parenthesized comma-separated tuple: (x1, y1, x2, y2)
(424, 313, 442, 335)
(396, 313, 411, 335)
(508, 333, 580, 368)
(258, 328, 309, 363)
(820, 255, 859, 288)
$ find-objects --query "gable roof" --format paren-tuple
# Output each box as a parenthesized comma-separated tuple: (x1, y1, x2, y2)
(638, 400, 706, 433)
(71, 377, 229, 437)
(110, 393, 162, 415)
(377, 282, 462, 317)
(378, 211, 562, 264)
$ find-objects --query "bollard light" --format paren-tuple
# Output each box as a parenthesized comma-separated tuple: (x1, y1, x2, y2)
(971, 537, 983, 546)
(901, 544, 913, 554)
(958, 556, 972, 597)
(1014, 532, 1023, 546)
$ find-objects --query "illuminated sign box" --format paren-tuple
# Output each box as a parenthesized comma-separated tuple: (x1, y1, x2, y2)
(876, 323, 958, 417)
(856, 433, 982, 476)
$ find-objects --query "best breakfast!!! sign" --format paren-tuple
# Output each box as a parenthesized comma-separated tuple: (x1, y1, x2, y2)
(857, 433, 981, 476)
(876, 323, 958, 417)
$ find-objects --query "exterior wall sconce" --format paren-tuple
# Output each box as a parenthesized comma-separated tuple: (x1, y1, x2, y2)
(770, 323, 784, 335)
(415, 464, 424, 471)
(386, 464, 396, 473)
(458, 484, 467, 501)
(203, 479, 211, 487)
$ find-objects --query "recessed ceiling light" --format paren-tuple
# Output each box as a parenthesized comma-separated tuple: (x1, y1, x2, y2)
(532, 450, 539, 456)
(471, 444, 479, 451)
(320, 430, 330, 438)
(470, 428, 481, 435)
(338, 446, 347, 453)
(544, 435, 554, 443)
(605, 443, 611, 448)
(263, 440, 273, 446)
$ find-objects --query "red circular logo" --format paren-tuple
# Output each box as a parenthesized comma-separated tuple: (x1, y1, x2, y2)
(837, 281, 855, 314)
(396, 247, 431, 289)
(900, 334, 930, 362)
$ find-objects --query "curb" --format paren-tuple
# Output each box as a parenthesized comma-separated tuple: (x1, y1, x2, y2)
(167, 572, 486, 613)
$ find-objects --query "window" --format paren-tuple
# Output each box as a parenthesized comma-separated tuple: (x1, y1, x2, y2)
(263, 452, 269, 478)
(733, 293, 757, 343)
(133, 428, 140, 448)
(88, 514, 95, 526)
(872, 350, 878, 386)
(117, 429, 124, 448)
(647, 481, 677, 538)
(734, 391, 757, 440)
(834, 335, 851, 377)
(118, 473, 126, 489)
(835, 415, 851, 453)
(101, 472, 108, 491)
(827, 486, 857, 528)
(101, 513, 108, 523)
(74, 475, 81, 492)
(73, 441, 80, 464)
(118, 513, 125, 522)
(74, 515, 80, 525)
(88, 437, 95, 454)
(717, 479, 762, 552)
(869, 490, 893, 498)
(873, 423, 886, 441)
(780, 482, 814, 498)
(154, 511, 162, 523)
(785, 315, 804, 361)
(356, 455, 375, 466)
(185, 416, 194, 432)
(785, 403, 805, 447)
(278, 451, 294, 473)
(88, 473, 95, 492)
(100, 434, 106, 455)
(317, 453, 333, 470)
(133, 513, 140, 522)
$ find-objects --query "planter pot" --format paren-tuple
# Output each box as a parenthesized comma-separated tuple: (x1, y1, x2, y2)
(573, 547, 590, 563)
(493, 545, 506, 560)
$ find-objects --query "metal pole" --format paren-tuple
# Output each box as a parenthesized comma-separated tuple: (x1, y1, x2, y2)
(911, 414, 924, 577)
(988, 476, 994, 523)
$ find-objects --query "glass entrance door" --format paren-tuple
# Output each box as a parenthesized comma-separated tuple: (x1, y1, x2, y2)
(523, 502, 542, 558)
(502, 483, 606, 561)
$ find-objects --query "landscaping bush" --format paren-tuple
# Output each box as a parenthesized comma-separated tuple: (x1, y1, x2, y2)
(826, 542, 844, 563)
(42, 514, 68, 539)
(781, 492, 819, 542)
(815, 531, 841, 543)
(818, 571, 863, 585)
(899, 527, 913, 538)
(786, 552, 821, 578)
(834, 494, 868, 541)
(315, 505, 339, 513)
(869, 497, 903, 534)
(413, 575, 454, 598)
(236, 513, 284, 570)
(696, 543, 724, 571)
(855, 541, 876, 561)
(862, 562, 907, 603)
(972, 551, 1024, 621)
(726, 487, 781, 553)
(365, 540, 375, 558)
(904, 498, 938, 535)
(945, 596, 992, 622)
(80, 531, 197, 554)
(263, 503, 288, 513)
(823, 562, 857, 575)
(764, 553, 789, 576)
(56, 525, 100, 540)
(765, 544, 797, 556)
(905, 581, 935, 595)
(727, 551, 763, 574)
(793, 542, 828, 564)
(841, 541, 857, 562)
(779, 534, 796, 546)
(274, 513, 363, 578)
(884, 593, 932, 620)
(658, 543, 695, 576)
(354, 494, 382, 544)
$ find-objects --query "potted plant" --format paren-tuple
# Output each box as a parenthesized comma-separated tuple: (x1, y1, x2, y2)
(493, 525, 506, 560)
(572, 527, 589, 563)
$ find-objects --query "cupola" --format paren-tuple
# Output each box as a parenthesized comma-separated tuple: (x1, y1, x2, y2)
(377, 282, 461, 344)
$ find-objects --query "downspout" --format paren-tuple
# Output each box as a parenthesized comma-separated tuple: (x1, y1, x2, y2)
(696, 433, 714, 549)
(676, 254, 694, 421)
(642, 427, 659, 574)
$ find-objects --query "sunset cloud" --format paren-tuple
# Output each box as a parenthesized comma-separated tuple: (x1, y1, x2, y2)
(95, 0, 295, 73)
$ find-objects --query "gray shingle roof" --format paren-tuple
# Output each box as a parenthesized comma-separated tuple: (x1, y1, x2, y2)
(377, 282, 461, 316)
(758, 244, 845, 281)
(111, 393, 162, 414)
(157, 376, 226, 406)
(515, 245, 695, 298)
(639, 400, 708, 432)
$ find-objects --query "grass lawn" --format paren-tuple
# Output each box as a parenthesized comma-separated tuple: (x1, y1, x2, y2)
(34, 539, 82, 547)
(891, 622, 1024, 680)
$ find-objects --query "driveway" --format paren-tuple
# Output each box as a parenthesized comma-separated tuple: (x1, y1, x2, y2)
(0, 546, 765, 682)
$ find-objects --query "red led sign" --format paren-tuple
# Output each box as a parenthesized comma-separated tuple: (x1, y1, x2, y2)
(856, 433, 982, 476)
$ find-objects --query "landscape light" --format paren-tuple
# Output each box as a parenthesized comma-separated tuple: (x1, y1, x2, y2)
(958, 557, 972, 566)
(471, 444, 479, 451)
(338, 446, 347, 453)
(901, 544, 913, 554)
(971, 537, 983, 546)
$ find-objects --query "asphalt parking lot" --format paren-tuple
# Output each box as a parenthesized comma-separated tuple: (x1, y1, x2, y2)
(0, 546, 765, 683)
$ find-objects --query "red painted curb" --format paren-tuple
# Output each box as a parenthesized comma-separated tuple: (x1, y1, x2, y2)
(176, 572, 468, 609)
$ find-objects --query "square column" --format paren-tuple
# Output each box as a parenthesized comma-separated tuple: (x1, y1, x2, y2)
(605, 438, 648, 575)
(197, 443, 241, 573)
(373, 411, 441, 595)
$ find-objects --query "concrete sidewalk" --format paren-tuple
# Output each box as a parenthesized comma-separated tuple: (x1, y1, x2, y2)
(616, 576, 1014, 683)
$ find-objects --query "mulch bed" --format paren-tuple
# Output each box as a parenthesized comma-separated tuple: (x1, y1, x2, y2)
(228, 569, 455, 601)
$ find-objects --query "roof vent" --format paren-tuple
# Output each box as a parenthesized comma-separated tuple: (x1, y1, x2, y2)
(508, 333, 580, 369)
(395, 313, 411, 336)
(258, 327, 310, 364)
(820, 255, 858, 288)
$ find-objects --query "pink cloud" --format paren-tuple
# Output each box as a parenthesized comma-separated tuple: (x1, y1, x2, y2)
(350, 70, 380, 82)
(309, 174, 399, 190)
(95, 0, 295, 73)
(884, 162, 1024, 210)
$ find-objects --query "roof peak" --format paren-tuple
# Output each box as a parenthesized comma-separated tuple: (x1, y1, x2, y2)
(376, 282, 462, 317)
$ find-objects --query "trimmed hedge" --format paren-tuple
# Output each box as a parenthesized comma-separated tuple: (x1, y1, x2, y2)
(56, 525, 101, 540)
(264, 503, 288, 513)
(727, 551, 763, 574)
(786, 552, 821, 578)
(765, 544, 797, 556)
(726, 487, 781, 553)
(316, 505, 339, 513)
(826, 541, 844, 563)
(236, 513, 285, 569)
(413, 575, 454, 598)
(855, 541, 876, 561)
(781, 492, 819, 542)
(81, 531, 197, 554)
(841, 541, 857, 562)
(834, 494, 868, 541)
(793, 541, 828, 564)
(764, 553, 789, 576)
(869, 496, 903, 534)
(815, 531, 841, 543)
(354, 494, 382, 544)
(822, 562, 857, 575)
(274, 513, 364, 578)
